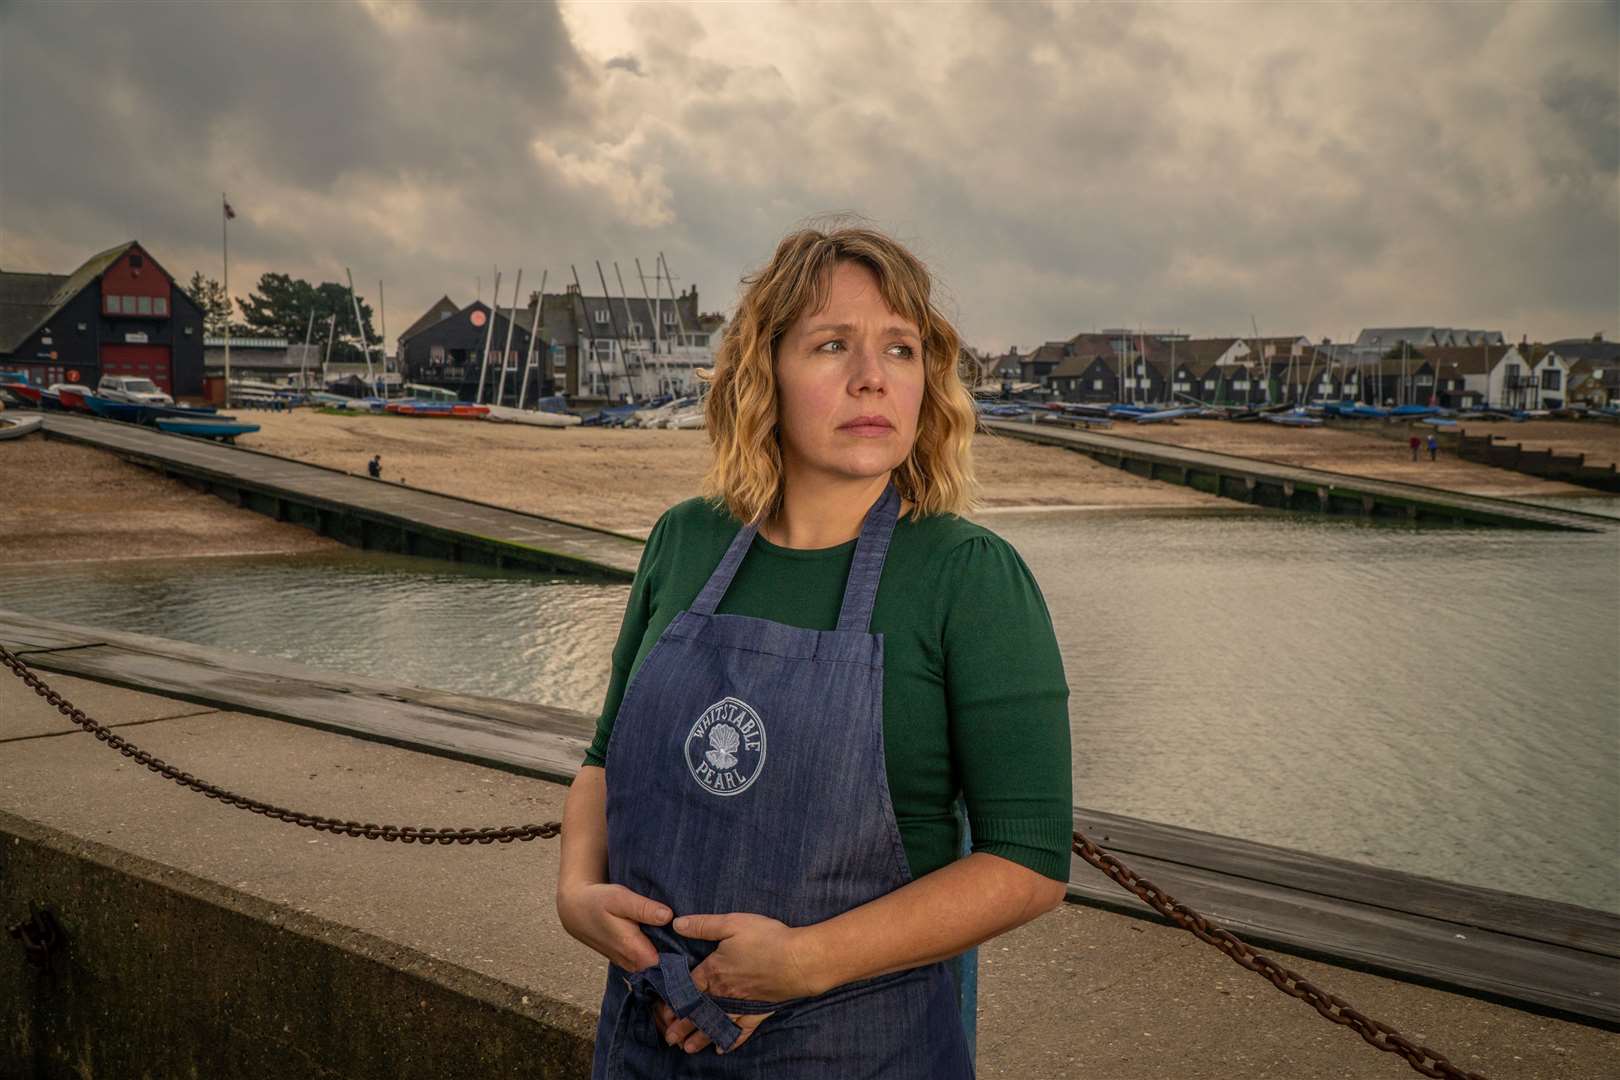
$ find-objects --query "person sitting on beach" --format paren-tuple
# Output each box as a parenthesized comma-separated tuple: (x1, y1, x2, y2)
(367, 455, 382, 479)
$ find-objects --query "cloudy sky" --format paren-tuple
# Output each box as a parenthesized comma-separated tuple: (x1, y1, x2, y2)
(2, 0, 1615, 351)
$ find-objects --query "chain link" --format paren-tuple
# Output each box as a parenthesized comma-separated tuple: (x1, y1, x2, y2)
(2, 643, 1487, 1077)
(0, 645, 558, 844)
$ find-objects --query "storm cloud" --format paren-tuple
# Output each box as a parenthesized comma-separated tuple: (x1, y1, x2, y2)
(2, 0, 1614, 349)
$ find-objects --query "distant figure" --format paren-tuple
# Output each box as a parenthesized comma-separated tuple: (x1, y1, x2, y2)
(368, 455, 382, 479)
(1408, 435, 1421, 461)
(1427, 434, 1439, 462)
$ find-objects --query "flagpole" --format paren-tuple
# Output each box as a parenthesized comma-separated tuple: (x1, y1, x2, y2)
(222, 193, 230, 404)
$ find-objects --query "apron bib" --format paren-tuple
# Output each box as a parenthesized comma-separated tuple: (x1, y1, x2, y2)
(593, 482, 973, 1078)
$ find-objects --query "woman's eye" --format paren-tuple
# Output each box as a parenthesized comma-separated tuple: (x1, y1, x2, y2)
(817, 340, 845, 353)
(888, 344, 916, 359)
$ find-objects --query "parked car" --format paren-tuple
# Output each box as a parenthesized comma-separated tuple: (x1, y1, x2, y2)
(97, 375, 174, 406)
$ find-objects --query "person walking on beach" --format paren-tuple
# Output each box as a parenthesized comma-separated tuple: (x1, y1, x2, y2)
(557, 224, 1071, 1078)
(367, 455, 382, 479)
(1409, 434, 1421, 461)
(1427, 434, 1438, 462)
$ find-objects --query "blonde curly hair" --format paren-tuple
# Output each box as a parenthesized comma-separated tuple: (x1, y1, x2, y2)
(698, 223, 980, 526)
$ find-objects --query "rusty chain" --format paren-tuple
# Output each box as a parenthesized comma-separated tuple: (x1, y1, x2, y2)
(2, 643, 1486, 1078)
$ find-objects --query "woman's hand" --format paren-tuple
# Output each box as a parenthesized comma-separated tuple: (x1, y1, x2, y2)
(555, 882, 672, 973)
(678, 912, 824, 1002)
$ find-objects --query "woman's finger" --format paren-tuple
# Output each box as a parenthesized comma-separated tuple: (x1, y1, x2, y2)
(604, 885, 673, 926)
(664, 1016, 696, 1048)
(681, 1028, 712, 1054)
(724, 1011, 774, 1053)
(651, 1001, 675, 1039)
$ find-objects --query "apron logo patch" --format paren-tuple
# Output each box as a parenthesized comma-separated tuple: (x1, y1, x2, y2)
(685, 696, 767, 797)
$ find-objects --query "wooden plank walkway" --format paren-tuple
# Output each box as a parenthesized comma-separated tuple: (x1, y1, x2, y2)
(37, 414, 643, 580)
(4, 608, 1615, 1026)
(985, 417, 1616, 531)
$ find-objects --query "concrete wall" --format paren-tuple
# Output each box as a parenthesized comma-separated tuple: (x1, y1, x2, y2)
(1, 814, 595, 1080)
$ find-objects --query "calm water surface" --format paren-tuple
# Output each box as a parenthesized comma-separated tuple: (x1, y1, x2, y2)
(4, 506, 1616, 913)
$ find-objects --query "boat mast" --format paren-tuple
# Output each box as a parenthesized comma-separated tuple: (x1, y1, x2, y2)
(299, 308, 315, 393)
(518, 269, 547, 410)
(636, 258, 663, 395)
(474, 268, 502, 404)
(613, 261, 648, 402)
(595, 261, 630, 402)
(493, 269, 523, 407)
(345, 267, 376, 396)
(321, 312, 336, 389)
(377, 280, 389, 400)
(658, 251, 693, 349)
(570, 265, 602, 399)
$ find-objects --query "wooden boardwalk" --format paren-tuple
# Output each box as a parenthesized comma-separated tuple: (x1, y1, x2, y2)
(985, 417, 1616, 531)
(38, 414, 643, 580)
(5, 608, 1615, 1026)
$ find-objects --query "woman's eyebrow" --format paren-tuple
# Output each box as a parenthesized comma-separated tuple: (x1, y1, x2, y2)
(804, 322, 920, 338)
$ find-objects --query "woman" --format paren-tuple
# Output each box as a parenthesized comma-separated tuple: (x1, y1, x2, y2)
(557, 225, 1073, 1077)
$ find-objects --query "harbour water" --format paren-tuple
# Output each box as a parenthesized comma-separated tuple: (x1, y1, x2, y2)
(4, 505, 1616, 914)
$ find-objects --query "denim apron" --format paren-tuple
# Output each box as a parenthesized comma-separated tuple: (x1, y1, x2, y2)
(593, 482, 973, 1078)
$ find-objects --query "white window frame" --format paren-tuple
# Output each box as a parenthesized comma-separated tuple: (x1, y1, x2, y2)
(594, 309, 609, 325)
(1092, 379, 1104, 390)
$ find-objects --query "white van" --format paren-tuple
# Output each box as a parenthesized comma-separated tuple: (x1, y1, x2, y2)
(98, 375, 174, 405)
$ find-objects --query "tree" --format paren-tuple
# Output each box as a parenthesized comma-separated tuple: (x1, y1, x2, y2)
(185, 272, 234, 337)
(236, 272, 378, 365)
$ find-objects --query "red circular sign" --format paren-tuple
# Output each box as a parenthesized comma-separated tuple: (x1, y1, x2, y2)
(470, 310, 487, 327)
(66, 368, 80, 382)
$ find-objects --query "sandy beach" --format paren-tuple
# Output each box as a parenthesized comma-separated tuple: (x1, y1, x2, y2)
(0, 436, 342, 565)
(1116, 416, 1619, 500)
(225, 409, 1236, 535)
(3, 410, 1614, 565)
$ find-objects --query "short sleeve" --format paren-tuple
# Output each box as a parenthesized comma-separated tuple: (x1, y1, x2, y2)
(940, 535, 1073, 881)
(582, 511, 670, 766)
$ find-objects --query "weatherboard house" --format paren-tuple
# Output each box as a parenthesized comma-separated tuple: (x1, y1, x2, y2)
(0, 241, 206, 398)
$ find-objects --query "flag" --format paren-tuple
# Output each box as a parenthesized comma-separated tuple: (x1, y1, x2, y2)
(223, 198, 236, 220)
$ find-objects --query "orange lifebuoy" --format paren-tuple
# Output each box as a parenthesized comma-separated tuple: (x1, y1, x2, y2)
(66, 369, 81, 382)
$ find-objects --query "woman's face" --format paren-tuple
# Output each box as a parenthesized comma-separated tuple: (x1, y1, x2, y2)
(773, 260, 926, 486)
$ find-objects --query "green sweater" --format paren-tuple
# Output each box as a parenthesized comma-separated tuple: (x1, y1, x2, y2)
(585, 497, 1073, 883)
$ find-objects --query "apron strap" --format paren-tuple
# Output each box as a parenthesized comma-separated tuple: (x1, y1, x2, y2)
(627, 953, 744, 1052)
(688, 517, 760, 617)
(691, 481, 901, 628)
(835, 482, 901, 633)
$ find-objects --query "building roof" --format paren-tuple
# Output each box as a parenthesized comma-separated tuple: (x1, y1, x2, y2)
(1419, 344, 1516, 376)
(0, 241, 143, 355)
(397, 295, 462, 344)
(1546, 338, 1620, 366)
(1355, 327, 1504, 349)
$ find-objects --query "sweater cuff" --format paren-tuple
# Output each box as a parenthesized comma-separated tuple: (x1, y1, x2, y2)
(969, 815, 1074, 882)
